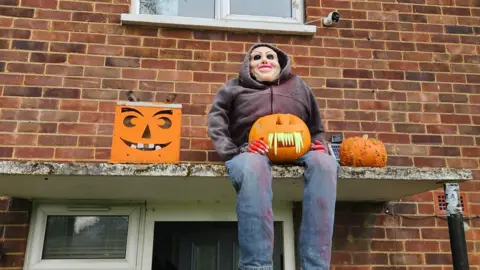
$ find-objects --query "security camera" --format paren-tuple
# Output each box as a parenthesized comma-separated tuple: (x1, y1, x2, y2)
(323, 11, 340, 26)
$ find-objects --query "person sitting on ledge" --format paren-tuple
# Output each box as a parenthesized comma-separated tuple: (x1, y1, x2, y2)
(207, 43, 339, 270)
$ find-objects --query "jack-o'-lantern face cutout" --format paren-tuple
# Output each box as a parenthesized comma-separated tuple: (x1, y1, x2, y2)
(248, 113, 311, 163)
(110, 102, 182, 164)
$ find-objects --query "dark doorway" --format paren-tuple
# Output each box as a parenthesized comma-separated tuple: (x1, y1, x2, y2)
(151, 221, 284, 270)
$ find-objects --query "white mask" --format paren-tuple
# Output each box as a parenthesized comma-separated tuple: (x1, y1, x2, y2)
(249, 46, 281, 82)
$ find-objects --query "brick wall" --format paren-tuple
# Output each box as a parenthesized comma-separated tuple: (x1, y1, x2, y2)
(0, 197, 31, 269)
(0, 0, 479, 269)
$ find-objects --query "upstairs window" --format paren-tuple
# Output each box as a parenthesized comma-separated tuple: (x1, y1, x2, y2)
(122, 0, 316, 35)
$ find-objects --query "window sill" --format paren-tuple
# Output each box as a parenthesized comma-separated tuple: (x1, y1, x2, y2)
(120, 14, 317, 36)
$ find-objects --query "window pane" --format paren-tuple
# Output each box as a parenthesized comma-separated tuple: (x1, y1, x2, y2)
(230, 0, 292, 17)
(140, 0, 215, 18)
(42, 216, 129, 259)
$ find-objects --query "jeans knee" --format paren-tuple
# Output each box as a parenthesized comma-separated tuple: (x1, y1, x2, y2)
(226, 152, 271, 190)
(306, 151, 339, 175)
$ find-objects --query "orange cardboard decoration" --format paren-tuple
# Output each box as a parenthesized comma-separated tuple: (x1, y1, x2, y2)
(110, 101, 182, 164)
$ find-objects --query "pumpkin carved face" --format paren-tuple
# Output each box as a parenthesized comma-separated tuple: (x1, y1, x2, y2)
(338, 135, 387, 167)
(110, 102, 182, 164)
(248, 114, 311, 163)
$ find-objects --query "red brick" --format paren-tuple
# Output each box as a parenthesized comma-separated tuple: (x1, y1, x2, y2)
(430, 146, 461, 156)
(64, 77, 101, 88)
(14, 18, 49, 29)
(22, 0, 57, 8)
(55, 148, 94, 160)
(59, 1, 93, 11)
(46, 65, 83, 76)
(40, 111, 79, 122)
(85, 67, 120, 78)
(160, 49, 194, 61)
(31, 53, 67, 63)
(36, 9, 71, 20)
(1, 109, 39, 120)
(425, 254, 452, 265)
(21, 99, 58, 109)
(139, 81, 174, 92)
(102, 79, 137, 90)
(24, 75, 62, 86)
(108, 36, 140, 46)
(60, 100, 98, 111)
(124, 47, 158, 58)
(353, 253, 388, 265)
(95, 3, 129, 13)
(14, 147, 54, 158)
(0, 120, 18, 132)
(80, 112, 114, 123)
(462, 148, 480, 157)
(32, 30, 69, 41)
(88, 44, 123, 56)
(140, 59, 175, 70)
(38, 135, 77, 146)
(58, 123, 96, 135)
(17, 122, 57, 133)
(70, 33, 106, 44)
(69, 55, 104, 66)
(50, 42, 86, 53)
(122, 69, 156, 80)
(427, 125, 457, 134)
(78, 136, 111, 147)
(12, 40, 48, 51)
(0, 134, 37, 145)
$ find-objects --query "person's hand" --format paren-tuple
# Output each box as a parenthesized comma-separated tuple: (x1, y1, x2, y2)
(311, 140, 327, 153)
(248, 138, 269, 155)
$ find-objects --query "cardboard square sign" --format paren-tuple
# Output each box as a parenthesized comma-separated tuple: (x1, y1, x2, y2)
(110, 101, 182, 164)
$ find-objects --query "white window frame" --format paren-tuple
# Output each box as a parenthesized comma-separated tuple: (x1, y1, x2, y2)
(121, 0, 316, 35)
(24, 203, 144, 270)
(140, 202, 296, 270)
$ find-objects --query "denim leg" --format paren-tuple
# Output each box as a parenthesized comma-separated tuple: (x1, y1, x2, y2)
(295, 151, 339, 270)
(225, 152, 274, 270)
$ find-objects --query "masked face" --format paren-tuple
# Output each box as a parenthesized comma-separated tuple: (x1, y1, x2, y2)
(249, 46, 281, 82)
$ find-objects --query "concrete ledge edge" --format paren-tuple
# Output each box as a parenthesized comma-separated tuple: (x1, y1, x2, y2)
(0, 161, 472, 181)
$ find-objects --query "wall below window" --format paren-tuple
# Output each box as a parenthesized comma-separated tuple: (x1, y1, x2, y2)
(0, 198, 31, 269)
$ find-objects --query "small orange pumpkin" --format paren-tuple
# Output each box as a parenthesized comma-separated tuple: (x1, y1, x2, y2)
(339, 135, 387, 167)
(248, 114, 311, 163)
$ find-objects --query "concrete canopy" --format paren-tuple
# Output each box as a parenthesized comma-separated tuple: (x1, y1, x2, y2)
(0, 161, 472, 202)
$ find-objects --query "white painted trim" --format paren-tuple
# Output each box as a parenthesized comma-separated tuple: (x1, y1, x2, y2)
(120, 13, 316, 35)
(220, 0, 305, 24)
(130, 0, 140, 14)
(24, 203, 144, 270)
(140, 202, 296, 270)
(116, 101, 182, 108)
(222, 14, 300, 24)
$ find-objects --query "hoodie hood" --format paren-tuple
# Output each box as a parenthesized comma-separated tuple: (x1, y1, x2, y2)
(239, 43, 292, 89)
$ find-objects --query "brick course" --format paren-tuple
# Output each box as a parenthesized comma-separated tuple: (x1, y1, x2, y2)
(0, 0, 479, 269)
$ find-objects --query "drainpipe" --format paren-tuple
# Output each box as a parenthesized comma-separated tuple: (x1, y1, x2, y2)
(444, 183, 469, 270)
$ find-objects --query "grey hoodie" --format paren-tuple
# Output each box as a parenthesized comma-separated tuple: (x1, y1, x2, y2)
(207, 43, 326, 161)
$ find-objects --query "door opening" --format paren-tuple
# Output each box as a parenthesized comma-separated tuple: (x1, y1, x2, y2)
(151, 221, 284, 270)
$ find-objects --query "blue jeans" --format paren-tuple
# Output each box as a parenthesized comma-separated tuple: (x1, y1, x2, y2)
(225, 151, 339, 270)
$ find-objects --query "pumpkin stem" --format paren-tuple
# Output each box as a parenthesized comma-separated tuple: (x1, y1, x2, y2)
(362, 135, 369, 139)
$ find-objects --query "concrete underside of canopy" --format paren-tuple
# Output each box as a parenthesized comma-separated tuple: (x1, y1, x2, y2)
(0, 161, 473, 202)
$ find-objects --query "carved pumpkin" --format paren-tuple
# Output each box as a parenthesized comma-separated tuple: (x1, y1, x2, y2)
(339, 135, 387, 167)
(248, 114, 311, 163)
(110, 101, 182, 164)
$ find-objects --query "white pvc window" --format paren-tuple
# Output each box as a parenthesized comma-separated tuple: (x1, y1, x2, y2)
(122, 0, 316, 35)
(138, 0, 303, 23)
(24, 204, 143, 270)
